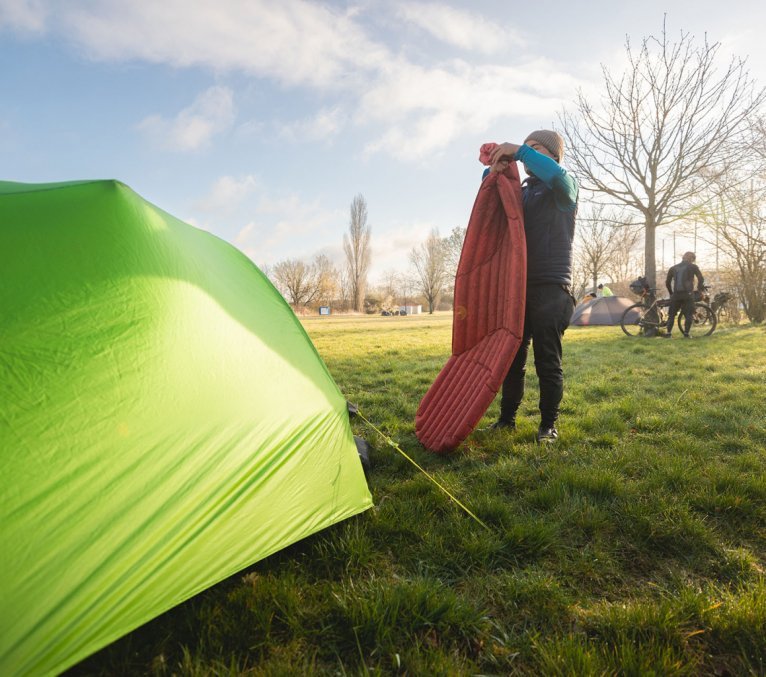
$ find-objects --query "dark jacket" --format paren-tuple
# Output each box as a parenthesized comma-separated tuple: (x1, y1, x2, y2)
(516, 145, 578, 286)
(666, 261, 704, 296)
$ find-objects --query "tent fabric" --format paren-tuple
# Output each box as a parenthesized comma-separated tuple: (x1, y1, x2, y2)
(0, 179, 373, 676)
(570, 295, 637, 325)
(415, 163, 526, 453)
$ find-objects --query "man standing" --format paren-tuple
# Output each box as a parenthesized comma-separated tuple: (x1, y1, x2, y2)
(485, 130, 578, 443)
(664, 251, 705, 339)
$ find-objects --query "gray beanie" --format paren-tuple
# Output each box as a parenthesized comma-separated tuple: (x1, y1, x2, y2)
(524, 129, 565, 162)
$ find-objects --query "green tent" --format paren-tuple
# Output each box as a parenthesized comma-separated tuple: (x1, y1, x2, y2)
(0, 180, 372, 675)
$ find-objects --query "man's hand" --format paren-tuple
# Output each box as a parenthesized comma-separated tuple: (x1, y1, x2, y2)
(490, 142, 521, 166)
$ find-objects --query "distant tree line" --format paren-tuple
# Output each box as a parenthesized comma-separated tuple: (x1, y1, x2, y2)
(269, 190, 467, 316)
(269, 194, 369, 314)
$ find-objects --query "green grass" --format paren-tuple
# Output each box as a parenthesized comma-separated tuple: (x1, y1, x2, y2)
(69, 315, 766, 676)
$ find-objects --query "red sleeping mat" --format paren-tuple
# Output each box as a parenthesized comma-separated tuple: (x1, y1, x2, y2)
(415, 162, 526, 453)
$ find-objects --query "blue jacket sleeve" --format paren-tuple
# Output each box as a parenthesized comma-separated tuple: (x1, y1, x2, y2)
(515, 144, 578, 212)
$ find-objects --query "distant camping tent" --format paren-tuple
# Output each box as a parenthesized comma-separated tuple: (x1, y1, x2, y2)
(0, 180, 373, 676)
(571, 295, 638, 326)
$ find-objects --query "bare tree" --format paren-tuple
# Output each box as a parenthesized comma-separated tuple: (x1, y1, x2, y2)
(271, 258, 318, 307)
(337, 269, 352, 312)
(573, 205, 643, 297)
(573, 205, 616, 293)
(701, 175, 766, 322)
(570, 256, 592, 302)
(271, 254, 341, 310)
(605, 222, 643, 287)
(441, 226, 467, 294)
(378, 268, 400, 299)
(410, 228, 448, 314)
(312, 254, 340, 308)
(343, 194, 372, 312)
(753, 115, 766, 162)
(560, 20, 765, 293)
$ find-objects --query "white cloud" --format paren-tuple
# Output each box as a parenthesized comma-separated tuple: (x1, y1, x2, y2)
(233, 222, 261, 262)
(360, 59, 577, 123)
(234, 222, 255, 246)
(188, 180, 346, 268)
(137, 86, 235, 151)
(57, 0, 389, 90)
(0, 0, 47, 32)
(364, 112, 460, 161)
(235, 118, 266, 139)
(371, 219, 437, 279)
(220, 194, 346, 265)
(397, 2, 523, 54)
(259, 195, 341, 243)
(278, 106, 348, 143)
(9, 2, 589, 163)
(196, 174, 260, 212)
(360, 59, 581, 160)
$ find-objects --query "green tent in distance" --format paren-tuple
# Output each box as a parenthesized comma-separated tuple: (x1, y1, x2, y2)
(0, 180, 372, 675)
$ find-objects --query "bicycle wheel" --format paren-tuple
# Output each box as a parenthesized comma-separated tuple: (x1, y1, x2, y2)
(621, 303, 651, 336)
(657, 306, 668, 332)
(678, 303, 717, 337)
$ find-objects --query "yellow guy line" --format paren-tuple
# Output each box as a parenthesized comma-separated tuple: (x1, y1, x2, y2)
(355, 410, 491, 531)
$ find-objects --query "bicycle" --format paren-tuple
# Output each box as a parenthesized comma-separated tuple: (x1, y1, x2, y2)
(664, 286, 720, 334)
(708, 290, 740, 324)
(620, 287, 670, 337)
(620, 280, 717, 337)
(674, 298, 717, 335)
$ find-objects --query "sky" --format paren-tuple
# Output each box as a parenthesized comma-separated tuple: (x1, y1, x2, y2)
(2, 0, 765, 282)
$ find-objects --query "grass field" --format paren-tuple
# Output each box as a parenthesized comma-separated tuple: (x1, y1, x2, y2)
(70, 315, 766, 676)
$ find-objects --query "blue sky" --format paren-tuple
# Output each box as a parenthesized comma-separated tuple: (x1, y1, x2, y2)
(2, 0, 764, 281)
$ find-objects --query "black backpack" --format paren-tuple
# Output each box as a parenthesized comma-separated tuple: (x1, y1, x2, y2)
(673, 263, 693, 293)
(629, 276, 649, 295)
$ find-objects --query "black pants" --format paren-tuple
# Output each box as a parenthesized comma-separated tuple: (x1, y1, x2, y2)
(666, 292, 694, 334)
(500, 284, 575, 427)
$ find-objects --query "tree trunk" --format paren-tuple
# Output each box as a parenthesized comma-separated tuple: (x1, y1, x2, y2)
(643, 220, 660, 336)
(644, 220, 657, 290)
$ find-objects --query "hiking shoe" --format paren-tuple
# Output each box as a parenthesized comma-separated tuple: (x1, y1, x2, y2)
(480, 419, 516, 432)
(662, 333, 672, 339)
(683, 333, 692, 339)
(537, 426, 558, 444)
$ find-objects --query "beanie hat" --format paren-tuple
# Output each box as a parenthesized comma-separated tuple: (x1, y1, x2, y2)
(524, 129, 565, 162)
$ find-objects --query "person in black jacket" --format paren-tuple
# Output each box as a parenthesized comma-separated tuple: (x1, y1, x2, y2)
(664, 251, 705, 339)
(483, 130, 578, 443)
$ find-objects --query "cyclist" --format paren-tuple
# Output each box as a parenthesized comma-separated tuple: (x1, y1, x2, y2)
(664, 251, 705, 339)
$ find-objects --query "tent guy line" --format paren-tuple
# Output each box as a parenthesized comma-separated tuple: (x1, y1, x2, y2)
(355, 410, 490, 531)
